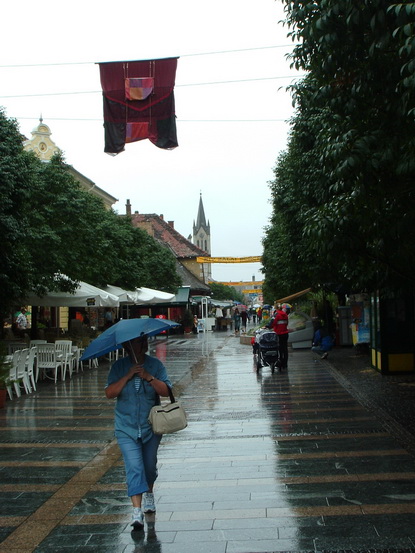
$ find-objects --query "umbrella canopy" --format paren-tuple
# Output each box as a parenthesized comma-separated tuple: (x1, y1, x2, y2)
(25, 280, 119, 307)
(80, 318, 180, 360)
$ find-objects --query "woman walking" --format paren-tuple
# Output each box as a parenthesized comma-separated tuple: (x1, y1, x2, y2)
(105, 335, 172, 530)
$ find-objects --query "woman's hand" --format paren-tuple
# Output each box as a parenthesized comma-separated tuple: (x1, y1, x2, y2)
(131, 364, 151, 381)
(105, 365, 145, 399)
(126, 364, 144, 380)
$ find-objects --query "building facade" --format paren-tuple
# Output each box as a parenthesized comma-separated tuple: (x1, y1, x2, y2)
(127, 200, 211, 296)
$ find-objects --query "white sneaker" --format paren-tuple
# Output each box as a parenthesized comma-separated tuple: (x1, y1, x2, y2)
(131, 507, 144, 529)
(142, 492, 156, 513)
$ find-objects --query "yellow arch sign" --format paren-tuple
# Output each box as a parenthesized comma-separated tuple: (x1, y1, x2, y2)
(197, 256, 262, 264)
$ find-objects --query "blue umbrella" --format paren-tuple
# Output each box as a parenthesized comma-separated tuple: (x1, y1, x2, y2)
(80, 318, 180, 361)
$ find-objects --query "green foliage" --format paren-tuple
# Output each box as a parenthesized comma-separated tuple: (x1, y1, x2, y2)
(209, 282, 243, 302)
(262, 1, 415, 300)
(0, 110, 181, 324)
(0, 109, 37, 322)
(182, 308, 194, 328)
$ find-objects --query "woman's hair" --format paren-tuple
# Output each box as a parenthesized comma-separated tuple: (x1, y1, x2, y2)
(123, 335, 148, 352)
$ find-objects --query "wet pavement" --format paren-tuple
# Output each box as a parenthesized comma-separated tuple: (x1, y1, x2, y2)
(1, 330, 415, 553)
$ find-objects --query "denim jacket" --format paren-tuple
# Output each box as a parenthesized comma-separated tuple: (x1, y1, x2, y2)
(106, 354, 172, 443)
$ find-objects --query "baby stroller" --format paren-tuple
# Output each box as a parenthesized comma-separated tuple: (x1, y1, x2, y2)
(254, 329, 280, 373)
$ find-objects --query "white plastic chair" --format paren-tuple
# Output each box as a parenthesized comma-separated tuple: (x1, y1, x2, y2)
(7, 343, 27, 355)
(6, 351, 21, 400)
(55, 340, 75, 380)
(36, 344, 63, 384)
(25, 347, 37, 391)
(15, 348, 32, 394)
(30, 340, 47, 348)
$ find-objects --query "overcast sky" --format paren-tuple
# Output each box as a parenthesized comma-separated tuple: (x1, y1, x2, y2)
(0, 0, 300, 284)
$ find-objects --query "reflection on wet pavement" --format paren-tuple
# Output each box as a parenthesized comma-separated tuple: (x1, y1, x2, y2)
(1, 331, 415, 552)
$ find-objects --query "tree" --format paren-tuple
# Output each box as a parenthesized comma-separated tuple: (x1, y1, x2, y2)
(0, 111, 181, 330)
(25, 152, 181, 294)
(209, 282, 243, 302)
(262, 1, 415, 299)
(0, 109, 37, 324)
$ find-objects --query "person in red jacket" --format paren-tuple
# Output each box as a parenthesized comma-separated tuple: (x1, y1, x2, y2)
(271, 305, 290, 370)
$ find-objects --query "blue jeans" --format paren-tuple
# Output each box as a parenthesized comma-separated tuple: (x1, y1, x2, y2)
(312, 346, 328, 354)
(117, 433, 162, 497)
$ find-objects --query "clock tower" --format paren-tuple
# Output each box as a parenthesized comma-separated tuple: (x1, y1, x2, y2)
(23, 116, 60, 161)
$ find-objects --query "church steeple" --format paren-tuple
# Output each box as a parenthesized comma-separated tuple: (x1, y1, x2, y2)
(193, 192, 210, 237)
(192, 193, 212, 282)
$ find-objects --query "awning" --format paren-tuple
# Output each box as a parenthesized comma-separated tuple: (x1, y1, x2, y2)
(169, 286, 190, 304)
(104, 285, 175, 304)
(25, 280, 120, 307)
(275, 287, 312, 303)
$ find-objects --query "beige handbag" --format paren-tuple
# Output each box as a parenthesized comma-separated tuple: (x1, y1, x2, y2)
(148, 387, 187, 435)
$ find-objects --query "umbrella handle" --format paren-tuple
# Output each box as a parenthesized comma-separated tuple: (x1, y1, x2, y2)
(129, 340, 139, 364)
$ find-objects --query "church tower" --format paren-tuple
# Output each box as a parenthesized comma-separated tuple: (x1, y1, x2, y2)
(23, 116, 60, 160)
(192, 193, 212, 282)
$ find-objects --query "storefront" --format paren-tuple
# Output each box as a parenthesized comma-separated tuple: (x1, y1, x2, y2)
(370, 291, 415, 373)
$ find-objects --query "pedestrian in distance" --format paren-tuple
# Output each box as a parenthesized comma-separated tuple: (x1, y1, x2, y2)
(233, 308, 241, 334)
(105, 335, 172, 531)
(311, 324, 334, 359)
(257, 307, 262, 324)
(16, 307, 28, 337)
(104, 307, 113, 329)
(271, 304, 290, 370)
(240, 309, 248, 333)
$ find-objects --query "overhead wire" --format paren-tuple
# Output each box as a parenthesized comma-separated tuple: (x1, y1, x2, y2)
(14, 116, 289, 122)
(0, 44, 300, 123)
(0, 75, 301, 99)
(0, 44, 295, 68)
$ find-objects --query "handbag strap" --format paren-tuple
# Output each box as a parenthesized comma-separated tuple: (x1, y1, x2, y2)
(155, 384, 176, 405)
(167, 385, 176, 404)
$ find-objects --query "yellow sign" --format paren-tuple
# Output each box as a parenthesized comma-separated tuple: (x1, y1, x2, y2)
(242, 289, 262, 294)
(210, 281, 264, 286)
(197, 256, 262, 264)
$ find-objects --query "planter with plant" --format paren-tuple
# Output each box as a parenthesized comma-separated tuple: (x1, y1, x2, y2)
(182, 309, 194, 333)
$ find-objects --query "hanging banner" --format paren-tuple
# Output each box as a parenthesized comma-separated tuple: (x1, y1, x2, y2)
(197, 256, 262, 264)
(209, 281, 264, 286)
(98, 57, 179, 154)
(242, 289, 263, 294)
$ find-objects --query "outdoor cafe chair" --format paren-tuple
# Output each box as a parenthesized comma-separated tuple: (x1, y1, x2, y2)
(7, 342, 27, 355)
(25, 346, 37, 391)
(15, 348, 32, 394)
(6, 350, 21, 400)
(36, 344, 63, 384)
(55, 340, 75, 379)
(29, 340, 47, 348)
